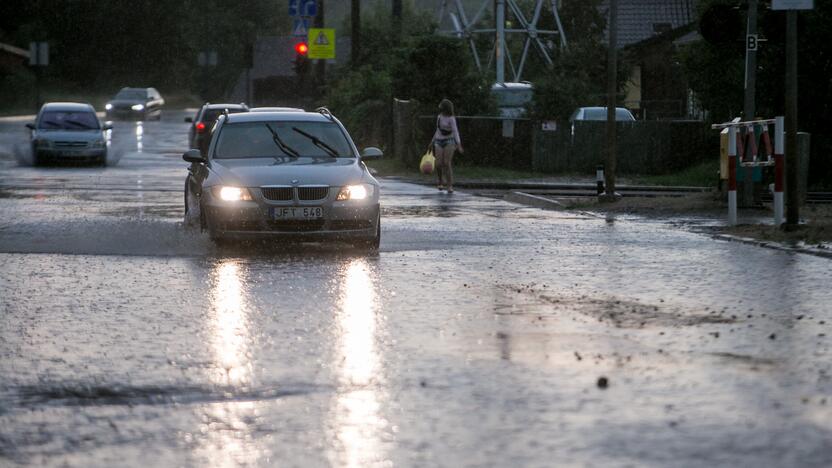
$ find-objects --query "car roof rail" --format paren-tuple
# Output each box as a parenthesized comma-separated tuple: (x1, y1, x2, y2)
(315, 107, 334, 121)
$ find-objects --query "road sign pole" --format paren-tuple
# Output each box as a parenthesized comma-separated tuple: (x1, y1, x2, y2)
(741, 0, 758, 207)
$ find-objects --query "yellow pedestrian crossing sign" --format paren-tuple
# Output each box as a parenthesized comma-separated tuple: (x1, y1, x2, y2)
(308, 28, 335, 59)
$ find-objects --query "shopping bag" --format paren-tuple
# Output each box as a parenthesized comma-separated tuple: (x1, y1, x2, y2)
(419, 148, 436, 174)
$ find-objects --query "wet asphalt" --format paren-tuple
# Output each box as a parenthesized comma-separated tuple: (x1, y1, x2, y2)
(0, 110, 831, 467)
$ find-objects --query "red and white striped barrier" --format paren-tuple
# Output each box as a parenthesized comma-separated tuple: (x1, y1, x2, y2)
(712, 117, 784, 226)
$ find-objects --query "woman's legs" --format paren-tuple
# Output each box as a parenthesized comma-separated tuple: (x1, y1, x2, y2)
(434, 144, 445, 189)
(442, 144, 456, 191)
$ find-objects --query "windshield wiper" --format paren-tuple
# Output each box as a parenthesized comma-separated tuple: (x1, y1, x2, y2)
(64, 120, 95, 129)
(264, 123, 299, 158)
(40, 120, 61, 128)
(292, 127, 339, 158)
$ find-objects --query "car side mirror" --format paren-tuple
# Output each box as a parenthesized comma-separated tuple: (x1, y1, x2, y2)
(182, 149, 206, 163)
(360, 147, 383, 160)
(102, 123, 113, 131)
(25, 123, 35, 130)
(184, 117, 193, 123)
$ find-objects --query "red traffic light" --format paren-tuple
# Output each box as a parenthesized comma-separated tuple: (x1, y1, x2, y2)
(294, 42, 309, 55)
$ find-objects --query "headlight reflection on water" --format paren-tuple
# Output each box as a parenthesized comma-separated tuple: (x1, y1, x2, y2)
(329, 259, 390, 468)
(189, 260, 264, 466)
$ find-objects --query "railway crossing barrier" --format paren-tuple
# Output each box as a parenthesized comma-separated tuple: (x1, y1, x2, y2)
(712, 117, 784, 226)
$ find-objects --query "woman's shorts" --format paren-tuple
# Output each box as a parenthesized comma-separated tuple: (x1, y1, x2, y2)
(434, 138, 455, 148)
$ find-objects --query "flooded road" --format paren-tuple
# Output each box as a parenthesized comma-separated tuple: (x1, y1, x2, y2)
(1, 111, 831, 467)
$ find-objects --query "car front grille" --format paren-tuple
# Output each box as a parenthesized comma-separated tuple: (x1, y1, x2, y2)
(297, 186, 329, 201)
(261, 187, 293, 201)
(54, 141, 89, 148)
(261, 186, 329, 201)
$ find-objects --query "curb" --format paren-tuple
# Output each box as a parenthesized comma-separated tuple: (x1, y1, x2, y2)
(504, 191, 565, 210)
(712, 233, 832, 259)
(384, 176, 710, 193)
(503, 186, 832, 261)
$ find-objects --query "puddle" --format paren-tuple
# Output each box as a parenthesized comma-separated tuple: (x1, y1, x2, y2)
(500, 284, 737, 328)
(10, 381, 322, 408)
(383, 206, 462, 218)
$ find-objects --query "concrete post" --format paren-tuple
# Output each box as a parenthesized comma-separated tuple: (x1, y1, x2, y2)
(774, 116, 784, 226)
(728, 125, 738, 226)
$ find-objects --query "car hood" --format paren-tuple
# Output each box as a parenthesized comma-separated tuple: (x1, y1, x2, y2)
(211, 157, 368, 187)
(34, 129, 102, 140)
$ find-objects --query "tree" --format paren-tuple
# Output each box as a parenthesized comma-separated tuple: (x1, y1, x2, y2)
(528, 0, 610, 120)
(682, 0, 832, 188)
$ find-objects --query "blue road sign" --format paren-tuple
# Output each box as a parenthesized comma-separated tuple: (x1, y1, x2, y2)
(292, 18, 310, 37)
(289, 0, 316, 17)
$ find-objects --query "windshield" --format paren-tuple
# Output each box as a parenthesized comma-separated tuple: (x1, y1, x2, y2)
(115, 89, 146, 100)
(582, 108, 635, 121)
(214, 121, 354, 159)
(38, 111, 100, 130)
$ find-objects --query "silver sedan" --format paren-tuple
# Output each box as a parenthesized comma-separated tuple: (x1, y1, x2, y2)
(182, 109, 382, 248)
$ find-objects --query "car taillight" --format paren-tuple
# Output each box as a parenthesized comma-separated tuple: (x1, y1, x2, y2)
(196, 122, 206, 133)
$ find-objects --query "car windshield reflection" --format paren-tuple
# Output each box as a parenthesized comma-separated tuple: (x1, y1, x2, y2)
(214, 121, 354, 159)
(38, 111, 100, 130)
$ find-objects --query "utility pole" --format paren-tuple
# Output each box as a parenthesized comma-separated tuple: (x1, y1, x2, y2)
(784, 10, 799, 227)
(495, 0, 506, 83)
(741, 0, 758, 207)
(351, 0, 360, 65)
(603, 0, 618, 200)
(392, 0, 402, 41)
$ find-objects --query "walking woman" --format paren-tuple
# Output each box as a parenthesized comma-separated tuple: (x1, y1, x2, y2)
(432, 99, 463, 193)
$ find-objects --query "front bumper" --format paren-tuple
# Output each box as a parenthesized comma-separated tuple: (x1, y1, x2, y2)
(106, 109, 146, 120)
(36, 148, 106, 159)
(204, 199, 380, 241)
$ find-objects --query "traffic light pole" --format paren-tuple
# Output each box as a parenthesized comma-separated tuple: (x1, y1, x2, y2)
(315, 0, 326, 83)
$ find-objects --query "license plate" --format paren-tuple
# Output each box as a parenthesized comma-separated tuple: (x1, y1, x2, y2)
(271, 206, 323, 220)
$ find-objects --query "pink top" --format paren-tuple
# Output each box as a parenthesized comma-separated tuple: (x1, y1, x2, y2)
(433, 115, 461, 146)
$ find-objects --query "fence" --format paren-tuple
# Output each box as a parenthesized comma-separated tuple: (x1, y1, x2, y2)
(391, 101, 717, 176)
(532, 120, 716, 175)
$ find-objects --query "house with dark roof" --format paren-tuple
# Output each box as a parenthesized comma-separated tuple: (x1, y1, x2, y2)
(602, 0, 700, 119)
(0, 42, 30, 72)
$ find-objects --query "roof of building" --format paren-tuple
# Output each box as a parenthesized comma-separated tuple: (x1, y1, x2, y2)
(0, 42, 29, 58)
(601, 0, 699, 49)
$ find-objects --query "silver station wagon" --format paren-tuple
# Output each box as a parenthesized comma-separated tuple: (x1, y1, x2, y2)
(182, 109, 382, 248)
(26, 102, 111, 166)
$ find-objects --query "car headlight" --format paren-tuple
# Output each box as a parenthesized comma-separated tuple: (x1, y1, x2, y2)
(132, 104, 145, 111)
(34, 139, 51, 148)
(212, 186, 253, 201)
(92, 139, 105, 148)
(336, 184, 373, 201)
(105, 103, 113, 110)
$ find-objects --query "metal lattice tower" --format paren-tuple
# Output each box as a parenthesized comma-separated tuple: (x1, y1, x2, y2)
(437, 0, 568, 83)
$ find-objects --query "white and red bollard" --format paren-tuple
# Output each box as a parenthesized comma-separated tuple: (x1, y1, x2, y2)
(774, 116, 784, 226)
(728, 126, 738, 225)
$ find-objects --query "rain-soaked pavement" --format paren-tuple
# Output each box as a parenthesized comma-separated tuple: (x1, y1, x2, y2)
(1, 110, 831, 467)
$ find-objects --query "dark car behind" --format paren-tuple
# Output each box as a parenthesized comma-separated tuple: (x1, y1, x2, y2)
(185, 103, 249, 155)
(105, 87, 164, 121)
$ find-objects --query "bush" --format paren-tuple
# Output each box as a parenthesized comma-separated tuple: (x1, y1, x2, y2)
(391, 35, 495, 117)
